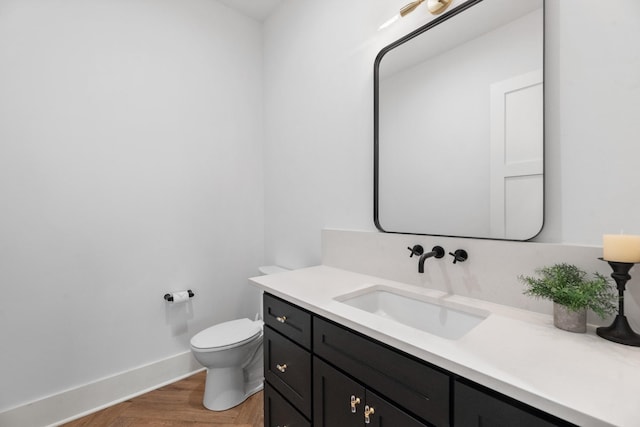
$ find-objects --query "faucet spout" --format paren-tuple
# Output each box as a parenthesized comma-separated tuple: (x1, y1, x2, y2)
(418, 246, 445, 273)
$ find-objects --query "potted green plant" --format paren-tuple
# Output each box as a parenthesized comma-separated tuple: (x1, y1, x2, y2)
(518, 263, 616, 333)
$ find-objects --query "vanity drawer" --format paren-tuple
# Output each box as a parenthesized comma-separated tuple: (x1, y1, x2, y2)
(265, 383, 310, 427)
(264, 293, 312, 349)
(313, 316, 450, 427)
(264, 326, 312, 418)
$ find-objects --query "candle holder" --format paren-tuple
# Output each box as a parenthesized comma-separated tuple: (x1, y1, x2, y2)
(596, 259, 640, 346)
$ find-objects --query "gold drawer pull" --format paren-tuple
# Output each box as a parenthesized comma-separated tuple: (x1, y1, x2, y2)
(276, 363, 288, 373)
(350, 395, 361, 413)
(364, 405, 375, 424)
(276, 315, 287, 323)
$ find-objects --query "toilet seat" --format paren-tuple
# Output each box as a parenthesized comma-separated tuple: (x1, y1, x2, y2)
(191, 318, 263, 351)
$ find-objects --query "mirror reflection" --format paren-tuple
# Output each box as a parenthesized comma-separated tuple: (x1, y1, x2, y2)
(375, 0, 544, 240)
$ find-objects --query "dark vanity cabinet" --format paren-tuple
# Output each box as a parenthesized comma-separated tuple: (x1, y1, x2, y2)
(263, 293, 312, 426)
(263, 293, 574, 427)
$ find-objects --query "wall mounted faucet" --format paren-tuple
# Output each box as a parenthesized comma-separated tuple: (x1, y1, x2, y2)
(418, 246, 445, 273)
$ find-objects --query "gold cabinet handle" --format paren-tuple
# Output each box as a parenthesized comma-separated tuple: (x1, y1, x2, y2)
(364, 405, 375, 424)
(276, 363, 287, 373)
(350, 395, 361, 413)
(276, 315, 287, 323)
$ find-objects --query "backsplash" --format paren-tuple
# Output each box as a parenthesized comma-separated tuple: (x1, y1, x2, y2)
(321, 229, 640, 329)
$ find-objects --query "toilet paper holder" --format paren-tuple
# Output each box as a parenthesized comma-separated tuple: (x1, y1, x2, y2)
(164, 290, 195, 302)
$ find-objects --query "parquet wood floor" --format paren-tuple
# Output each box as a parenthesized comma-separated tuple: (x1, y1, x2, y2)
(62, 371, 263, 427)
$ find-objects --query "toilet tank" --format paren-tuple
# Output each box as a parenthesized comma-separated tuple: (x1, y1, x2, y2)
(258, 265, 289, 275)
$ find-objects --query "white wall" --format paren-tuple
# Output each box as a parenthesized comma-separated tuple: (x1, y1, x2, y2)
(263, 0, 640, 267)
(263, 0, 392, 269)
(549, 1, 640, 244)
(0, 0, 264, 413)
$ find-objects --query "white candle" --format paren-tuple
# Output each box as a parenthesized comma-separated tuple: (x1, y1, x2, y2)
(603, 234, 640, 263)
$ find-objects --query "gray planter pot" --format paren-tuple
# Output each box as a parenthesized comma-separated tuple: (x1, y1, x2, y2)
(553, 303, 586, 333)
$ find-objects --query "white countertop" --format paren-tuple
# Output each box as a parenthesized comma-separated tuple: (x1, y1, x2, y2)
(250, 265, 640, 427)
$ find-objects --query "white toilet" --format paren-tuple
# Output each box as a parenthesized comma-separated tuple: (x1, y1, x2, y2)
(190, 318, 264, 411)
(190, 265, 288, 411)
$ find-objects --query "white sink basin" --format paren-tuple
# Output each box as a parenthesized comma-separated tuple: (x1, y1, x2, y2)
(335, 286, 489, 340)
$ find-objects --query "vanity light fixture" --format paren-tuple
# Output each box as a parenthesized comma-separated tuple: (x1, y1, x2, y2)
(402, 0, 453, 17)
(425, 0, 453, 15)
(400, 0, 426, 17)
(379, 0, 453, 30)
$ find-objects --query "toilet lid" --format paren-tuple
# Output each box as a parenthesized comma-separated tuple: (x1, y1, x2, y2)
(191, 318, 262, 350)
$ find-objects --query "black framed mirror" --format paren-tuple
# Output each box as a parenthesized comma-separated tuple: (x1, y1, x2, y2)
(374, 0, 544, 240)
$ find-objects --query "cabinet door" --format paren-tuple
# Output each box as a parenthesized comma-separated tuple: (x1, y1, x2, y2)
(314, 357, 430, 427)
(455, 380, 569, 427)
(365, 389, 430, 427)
(314, 357, 365, 427)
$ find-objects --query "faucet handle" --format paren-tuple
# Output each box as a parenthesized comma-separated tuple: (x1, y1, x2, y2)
(449, 249, 468, 264)
(407, 245, 424, 258)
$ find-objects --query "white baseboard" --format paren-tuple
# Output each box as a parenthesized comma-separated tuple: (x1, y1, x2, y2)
(0, 351, 204, 427)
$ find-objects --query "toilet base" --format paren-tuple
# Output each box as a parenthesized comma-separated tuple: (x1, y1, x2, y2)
(202, 367, 264, 411)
